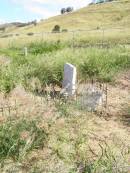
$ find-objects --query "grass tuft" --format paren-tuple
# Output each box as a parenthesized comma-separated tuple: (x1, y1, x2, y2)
(0, 119, 48, 161)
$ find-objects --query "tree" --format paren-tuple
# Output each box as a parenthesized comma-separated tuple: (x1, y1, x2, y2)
(61, 8, 66, 14)
(66, 7, 74, 13)
(0, 27, 6, 32)
(52, 25, 60, 33)
(33, 20, 37, 26)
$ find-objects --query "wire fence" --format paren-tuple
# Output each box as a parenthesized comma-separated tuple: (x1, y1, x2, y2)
(0, 27, 130, 49)
(0, 79, 121, 117)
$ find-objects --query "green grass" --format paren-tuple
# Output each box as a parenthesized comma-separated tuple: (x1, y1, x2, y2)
(28, 41, 65, 55)
(0, 119, 48, 161)
(0, 110, 129, 172)
(0, 0, 130, 49)
(0, 42, 130, 93)
(0, 1, 130, 171)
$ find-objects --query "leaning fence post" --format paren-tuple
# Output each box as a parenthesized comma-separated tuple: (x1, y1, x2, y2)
(24, 47, 28, 56)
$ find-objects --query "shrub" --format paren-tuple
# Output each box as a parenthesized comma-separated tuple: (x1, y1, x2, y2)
(80, 59, 100, 78)
(52, 25, 60, 33)
(96, 26, 100, 30)
(28, 41, 64, 55)
(0, 27, 6, 32)
(27, 32, 34, 36)
(62, 29, 68, 32)
(0, 67, 15, 93)
(1, 34, 13, 38)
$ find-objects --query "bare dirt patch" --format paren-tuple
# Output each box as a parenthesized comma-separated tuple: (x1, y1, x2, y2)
(0, 56, 11, 66)
(116, 70, 130, 91)
(107, 71, 130, 117)
(0, 72, 130, 172)
(0, 85, 57, 121)
(0, 71, 129, 118)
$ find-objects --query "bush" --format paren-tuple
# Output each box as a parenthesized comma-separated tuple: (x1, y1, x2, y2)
(96, 26, 100, 30)
(25, 59, 63, 87)
(0, 27, 6, 32)
(80, 59, 100, 78)
(28, 41, 64, 55)
(1, 34, 13, 38)
(0, 67, 15, 93)
(62, 29, 68, 32)
(52, 25, 60, 33)
(27, 32, 34, 36)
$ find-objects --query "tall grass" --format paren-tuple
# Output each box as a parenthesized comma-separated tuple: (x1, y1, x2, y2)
(0, 42, 130, 93)
(0, 119, 48, 161)
(28, 41, 65, 55)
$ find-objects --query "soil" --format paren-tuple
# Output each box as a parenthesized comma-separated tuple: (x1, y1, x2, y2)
(0, 71, 129, 118)
(0, 71, 130, 172)
(0, 56, 11, 66)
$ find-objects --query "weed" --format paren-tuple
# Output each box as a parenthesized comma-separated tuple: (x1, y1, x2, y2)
(55, 100, 70, 117)
(28, 41, 64, 55)
(0, 119, 48, 161)
(0, 44, 130, 93)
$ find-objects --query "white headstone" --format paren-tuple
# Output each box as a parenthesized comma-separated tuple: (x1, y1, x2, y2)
(62, 63, 77, 96)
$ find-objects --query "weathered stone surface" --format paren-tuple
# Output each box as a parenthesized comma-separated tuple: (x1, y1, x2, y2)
(62, 63, 77, 96)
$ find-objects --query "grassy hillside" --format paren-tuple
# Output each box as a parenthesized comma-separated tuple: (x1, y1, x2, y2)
(0, 1, 130, 172)
(0, 0, 130, 47)
(3, 0, 130, 33)
(0, 0, 130, 92)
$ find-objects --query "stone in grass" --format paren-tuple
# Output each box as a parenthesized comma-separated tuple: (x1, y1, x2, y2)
(62, 63, 77, 97)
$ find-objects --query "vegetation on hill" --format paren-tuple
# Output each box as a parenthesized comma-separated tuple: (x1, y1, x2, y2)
(0, 0, 129, 34)
(0, 0, 130, 172)
(0, 0, 130, 48)
(0, 42, 130, 93)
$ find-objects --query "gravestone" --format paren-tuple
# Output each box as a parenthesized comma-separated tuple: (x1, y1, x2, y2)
(62, 63, 77, 96)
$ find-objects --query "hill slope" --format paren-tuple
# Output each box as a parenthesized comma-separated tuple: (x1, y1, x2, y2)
(0, 0, 130, 47)
(4, 0, 130, 34)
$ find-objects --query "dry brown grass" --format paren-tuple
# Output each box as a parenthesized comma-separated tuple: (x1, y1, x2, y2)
(0, 71, 130, 172)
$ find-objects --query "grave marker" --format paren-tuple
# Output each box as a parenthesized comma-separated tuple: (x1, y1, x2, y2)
(62, 63, 77, 96)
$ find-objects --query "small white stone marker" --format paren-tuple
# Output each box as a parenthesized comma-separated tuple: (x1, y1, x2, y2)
(24, 47, 28, 56)
(62, 63, 77, 96)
